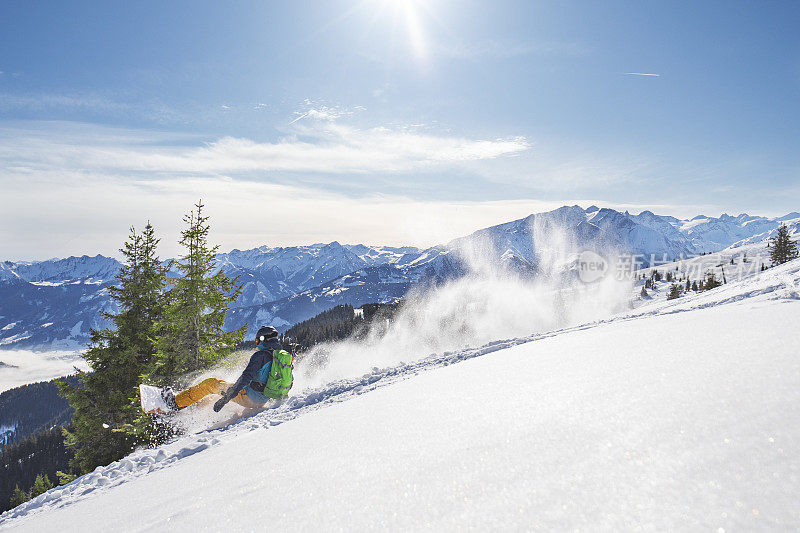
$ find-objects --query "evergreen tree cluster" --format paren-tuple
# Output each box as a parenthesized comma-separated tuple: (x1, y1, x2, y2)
(642, 267, 724, 301)
(285, 302, 399, 350)
(0, 375, 77, 447)
(286, 305, 361, 349)
(1, 426, 73, 513)
(0, 378, 80, 513)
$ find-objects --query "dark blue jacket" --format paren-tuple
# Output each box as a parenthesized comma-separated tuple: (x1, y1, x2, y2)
(227, 337, 283, 398)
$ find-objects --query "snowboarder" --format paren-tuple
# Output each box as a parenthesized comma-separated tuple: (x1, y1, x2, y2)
(141, 325, 294, 413)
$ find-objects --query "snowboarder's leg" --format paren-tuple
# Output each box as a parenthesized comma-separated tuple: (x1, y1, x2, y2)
(228, 388, 262, 409)
(174, 378, 229, 409)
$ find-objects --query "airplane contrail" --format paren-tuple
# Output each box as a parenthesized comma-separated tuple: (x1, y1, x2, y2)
(288, 112, 310, 125)
(625, 72, 660, 77)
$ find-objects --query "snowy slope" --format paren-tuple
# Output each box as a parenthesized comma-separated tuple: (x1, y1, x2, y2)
(633, 220, 800, 300)
(3, 259, 799, 531)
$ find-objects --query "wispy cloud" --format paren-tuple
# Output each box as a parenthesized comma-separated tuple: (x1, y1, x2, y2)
(0, 92, 128, 113)
(0, 116, 529, 178)
(288, 101, 357, 125)
(625, 73, 660, 77)
(0, 91, 190, 126)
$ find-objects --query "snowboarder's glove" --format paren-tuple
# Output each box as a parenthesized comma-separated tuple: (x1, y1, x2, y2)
(213, 396, 229, 412)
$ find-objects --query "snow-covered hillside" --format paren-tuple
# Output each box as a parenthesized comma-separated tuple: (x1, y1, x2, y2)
(3, 258, 799, 531)
(634, 220, 800, 302)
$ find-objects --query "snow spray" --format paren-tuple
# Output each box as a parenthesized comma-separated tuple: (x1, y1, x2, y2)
(298, 221, 635, 389)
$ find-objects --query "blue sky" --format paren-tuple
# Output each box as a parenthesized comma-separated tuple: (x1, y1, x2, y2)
(1, 0, 799, 259)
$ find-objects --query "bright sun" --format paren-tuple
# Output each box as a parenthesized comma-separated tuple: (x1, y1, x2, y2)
(378, 0, 428, 61)
(401, 0, 426, 59)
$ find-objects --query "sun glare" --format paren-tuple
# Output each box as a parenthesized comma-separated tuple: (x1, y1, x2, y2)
(375, 0, 428, 62)
(400, 0, 427, 60)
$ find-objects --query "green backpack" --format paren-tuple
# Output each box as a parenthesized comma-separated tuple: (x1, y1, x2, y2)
(262, 349, 294, 399)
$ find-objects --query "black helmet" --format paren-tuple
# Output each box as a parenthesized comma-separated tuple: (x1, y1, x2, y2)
(255, 325, 279, 344)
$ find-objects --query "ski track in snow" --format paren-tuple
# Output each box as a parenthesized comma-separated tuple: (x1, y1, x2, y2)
(2, 260, 799, 526)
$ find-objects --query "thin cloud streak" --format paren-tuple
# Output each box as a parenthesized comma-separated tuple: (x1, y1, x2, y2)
(625, 72, 660, 77)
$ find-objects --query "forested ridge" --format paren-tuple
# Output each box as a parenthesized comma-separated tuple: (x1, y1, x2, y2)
(285, 302, 398, 350)
(0, 376, 77, 447)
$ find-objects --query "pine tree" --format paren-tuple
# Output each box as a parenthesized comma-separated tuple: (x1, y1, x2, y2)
(149, 202, 244, 386)
(667, 284, 682, 300)
(9, 485, 29, 507)
(691, 280, 698, 291)
(30, 473, 53, 497)
(56, 471, 77, 486)
(59, 223, 168, 472)
(770, 224, 799, 266)
(702, 272, 722, 291)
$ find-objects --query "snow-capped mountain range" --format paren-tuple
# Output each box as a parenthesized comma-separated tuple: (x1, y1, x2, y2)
(2, 206, 798, 350)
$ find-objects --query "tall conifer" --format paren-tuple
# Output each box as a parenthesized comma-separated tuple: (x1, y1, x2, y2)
(149, 202, 244, 386)
(59, 223, 168, 472)
(9, 485, 29, 508)
(770, 224, 799, 266)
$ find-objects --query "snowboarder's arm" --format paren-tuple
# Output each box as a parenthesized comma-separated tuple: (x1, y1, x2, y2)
(214, 353, 266, 412)
(225, 351, 267, 398)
